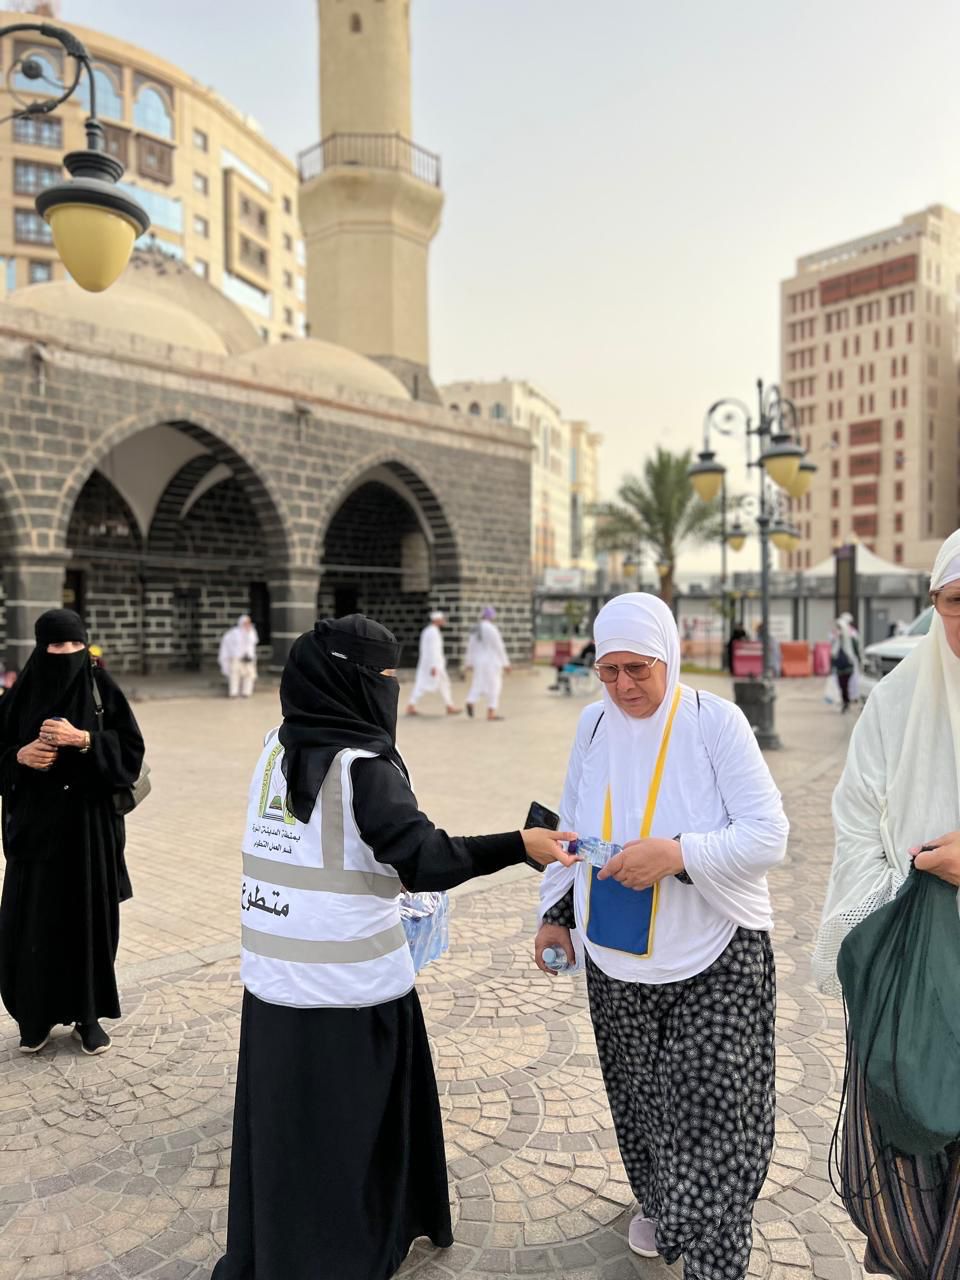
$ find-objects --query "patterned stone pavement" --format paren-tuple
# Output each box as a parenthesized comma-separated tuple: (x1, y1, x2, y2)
(0, 671, 871, 1279)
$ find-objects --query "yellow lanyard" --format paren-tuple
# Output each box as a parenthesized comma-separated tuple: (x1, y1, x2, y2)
(601, 684, 682, 841)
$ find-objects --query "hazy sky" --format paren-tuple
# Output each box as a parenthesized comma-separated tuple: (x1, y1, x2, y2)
(61, 0, 960, 568)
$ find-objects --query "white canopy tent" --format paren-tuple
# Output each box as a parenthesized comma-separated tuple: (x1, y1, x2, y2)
(806, 545, 917, 579)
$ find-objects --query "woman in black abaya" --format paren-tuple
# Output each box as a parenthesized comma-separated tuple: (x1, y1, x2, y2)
(0, 609, 144, 1054)
(212, 615, 577, 1280)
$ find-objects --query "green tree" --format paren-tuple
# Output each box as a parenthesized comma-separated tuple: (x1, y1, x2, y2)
(593, 446, 722, 609)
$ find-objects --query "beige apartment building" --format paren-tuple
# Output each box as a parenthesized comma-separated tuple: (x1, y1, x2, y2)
(0, 13, 305, 341)
(780, 204, 960, 572)
(438, 379, 601, 581)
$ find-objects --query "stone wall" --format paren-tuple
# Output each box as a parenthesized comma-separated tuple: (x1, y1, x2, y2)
(0, 312, 533, 672)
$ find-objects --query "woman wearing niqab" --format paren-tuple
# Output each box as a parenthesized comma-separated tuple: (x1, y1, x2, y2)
(814, 529, 960, 1278)
(212, 614, 576, 1280)
(0, 609, 144, 1055)
(537, 593, 789, 1277)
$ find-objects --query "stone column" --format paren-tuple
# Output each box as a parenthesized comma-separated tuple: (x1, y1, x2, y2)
(3, 553, 67, 670)
(268, 566, 321, 672)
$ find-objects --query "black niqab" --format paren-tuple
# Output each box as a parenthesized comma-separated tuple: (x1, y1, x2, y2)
(0, 609, 96, 747)
(279, 615, 405, 824)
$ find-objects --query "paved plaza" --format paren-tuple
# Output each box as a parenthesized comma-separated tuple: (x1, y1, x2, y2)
(0, 670, 870, 1279)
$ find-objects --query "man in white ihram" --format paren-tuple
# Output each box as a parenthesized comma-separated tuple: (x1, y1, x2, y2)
(465, 606, 511, 721)
(218, 614, 259, 699)
(406, 611, 461, 717)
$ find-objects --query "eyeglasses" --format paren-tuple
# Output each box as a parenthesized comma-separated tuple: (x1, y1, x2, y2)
(594, 658, 661, 684)
(934, 591, 960, 617)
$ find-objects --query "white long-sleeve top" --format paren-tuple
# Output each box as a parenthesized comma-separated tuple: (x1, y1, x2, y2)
(540, 689, 789, 983)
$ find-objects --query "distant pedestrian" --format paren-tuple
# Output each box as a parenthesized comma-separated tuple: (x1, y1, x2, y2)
(727, 624, 748, 674)
(219, 614, 258, 698)
(406, 611, 461, 717)
(464, 606, 511, 720)
(831, 615, 861, 713)
(0, 609, 144, 1055)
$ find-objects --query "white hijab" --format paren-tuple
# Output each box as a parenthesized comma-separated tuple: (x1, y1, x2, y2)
(814, 529, 960, 992)
(594, 593, 681, 844)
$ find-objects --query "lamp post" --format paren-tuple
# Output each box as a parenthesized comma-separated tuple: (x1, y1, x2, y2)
(3, 22, 149, 289)
(688, 379, 814, 749)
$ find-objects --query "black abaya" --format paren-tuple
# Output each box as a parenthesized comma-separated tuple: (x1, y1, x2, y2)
(213, 988, 453, 1280)
(0, 665, 144, 1033)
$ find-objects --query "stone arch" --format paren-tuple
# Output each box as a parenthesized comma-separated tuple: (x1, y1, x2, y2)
(315, 451, 461, 582)
(54, 407, 294, 569)
(0, 455, 33, 553)
(317, 454, 463, 664)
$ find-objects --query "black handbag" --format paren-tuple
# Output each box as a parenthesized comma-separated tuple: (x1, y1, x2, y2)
(90, 674, 151, 816)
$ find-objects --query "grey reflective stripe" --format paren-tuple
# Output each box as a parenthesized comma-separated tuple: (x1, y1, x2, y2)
(320, 749, 350, 872)
(242, 922, 408, 965)
(242, 852, 399, 899)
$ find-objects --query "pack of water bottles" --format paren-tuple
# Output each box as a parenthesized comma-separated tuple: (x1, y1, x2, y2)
(400, 891, 450, 973)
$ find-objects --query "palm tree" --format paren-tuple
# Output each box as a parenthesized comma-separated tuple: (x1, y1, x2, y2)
(593, 446, 722, 609)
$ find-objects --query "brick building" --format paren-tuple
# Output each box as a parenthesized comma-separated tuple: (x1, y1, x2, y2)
(0, 252, 533, 674)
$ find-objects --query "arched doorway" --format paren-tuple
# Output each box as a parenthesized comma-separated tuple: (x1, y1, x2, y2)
(62, 421, 290, 674)
(319, 463, 460, 666)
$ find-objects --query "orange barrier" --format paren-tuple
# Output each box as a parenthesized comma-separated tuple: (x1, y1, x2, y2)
(780, 641, 813, 677)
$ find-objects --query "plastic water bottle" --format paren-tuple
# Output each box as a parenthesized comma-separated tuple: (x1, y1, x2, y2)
(543, 945, 575, 973)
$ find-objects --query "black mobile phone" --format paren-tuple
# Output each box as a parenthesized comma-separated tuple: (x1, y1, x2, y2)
(523, 801, 560, 873)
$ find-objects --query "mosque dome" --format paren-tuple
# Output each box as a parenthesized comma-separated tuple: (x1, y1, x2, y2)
(232, 338, 412, 401)
(8, 261, 240, 357)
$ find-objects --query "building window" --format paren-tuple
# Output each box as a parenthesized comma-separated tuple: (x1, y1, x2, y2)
(13, 115, 62, 148)
(239, 235, 269, 275)
(77, 65, 123, 120)
(283, 306, 293, 325)
(283, 195, 293, 215)
(193, 127, 208, 152)
(894, 543, 903, 563)
(118, 181, 183, 233)
(14, 209, 52, 245)
(136, 135, 174, 184)
(13, 50, 60, 94)
(283, 233, 293, 252)
(895, 480, 904, 501)
(193, 259, 209, 279)
(194, 214, 209, 238)
(193, 171, 209, 195)
(239, 195, 269, 236)
(28, 259, 52, 284)
(134, 84, 173, 139)
(491, 402, 507, 420)
(224, 272, 272, 318)
(831, 488, 839, 508)
(282, 270, 293, 289)
(448, 403, 459, 412)
(895, 512, 903, 533)
(832, 518, 840, 539)
(350, 12, 363, 31)
(102, 124, 129, 166)
(13, 160, 60, 195)
(468, 402, 481, 416)
(831, 459, 840, 479)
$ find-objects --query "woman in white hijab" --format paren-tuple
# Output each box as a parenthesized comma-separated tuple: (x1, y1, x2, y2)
(536, 593, 789, 1277)
(814, 529, 960, 1279)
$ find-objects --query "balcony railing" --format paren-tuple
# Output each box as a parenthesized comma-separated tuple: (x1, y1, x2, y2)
(298, 132, 442, 188)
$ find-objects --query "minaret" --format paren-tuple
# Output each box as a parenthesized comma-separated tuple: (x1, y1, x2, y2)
(300, 0, 444, 401)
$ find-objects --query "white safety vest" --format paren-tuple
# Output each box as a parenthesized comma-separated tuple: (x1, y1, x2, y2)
(239, 732, 415, 1009)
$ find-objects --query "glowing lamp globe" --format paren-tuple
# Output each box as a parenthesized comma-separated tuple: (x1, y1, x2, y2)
(770, 524, 794, 552)
(688, 450, 726, 503)
(760, 434, 804, 491)
(35, 132, 149, 293)
(727, 523, 747, 552)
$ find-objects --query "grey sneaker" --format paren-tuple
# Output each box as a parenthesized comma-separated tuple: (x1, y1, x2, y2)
(628, 1213, 659, 1258)
(72, 1022, 111, 1055)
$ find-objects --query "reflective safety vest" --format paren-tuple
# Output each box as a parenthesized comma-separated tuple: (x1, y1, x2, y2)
(239, 732, 414, 1008)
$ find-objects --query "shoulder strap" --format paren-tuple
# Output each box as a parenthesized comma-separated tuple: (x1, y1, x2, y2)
(91, 666, 104, 722)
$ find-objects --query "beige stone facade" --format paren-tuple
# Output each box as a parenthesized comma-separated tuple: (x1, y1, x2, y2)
(780, 203, 960, 572)
(0, 12, 305, 342)
(299, 0, 443, 397)
(438, 379, 601, 582)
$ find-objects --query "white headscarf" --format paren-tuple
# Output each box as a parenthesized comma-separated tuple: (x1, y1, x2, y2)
(594, 593, 681, 844)
(814, 528, 960, 992)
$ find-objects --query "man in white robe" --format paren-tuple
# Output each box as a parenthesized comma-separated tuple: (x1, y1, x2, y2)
(219, 615, 259, 698)
(464, 607, 511, 720)
(405, 612, 460, 716)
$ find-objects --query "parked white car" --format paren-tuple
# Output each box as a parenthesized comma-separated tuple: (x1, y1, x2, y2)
(860, 606, 933, 695)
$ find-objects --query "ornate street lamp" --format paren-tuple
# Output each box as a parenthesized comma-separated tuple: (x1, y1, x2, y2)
(4, 22, 150, 290)
(689, 379, 810, 749)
